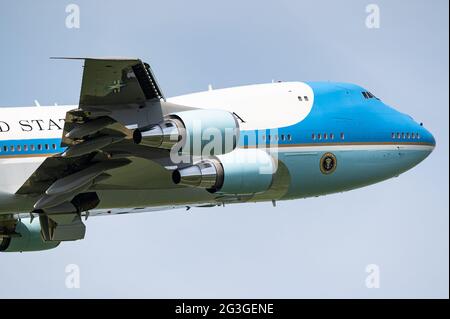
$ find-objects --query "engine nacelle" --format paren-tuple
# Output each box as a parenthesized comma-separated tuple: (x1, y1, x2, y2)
(134, 109, 240, 156)
(172, 149, 276, 195)
(0, 219, 60, 253)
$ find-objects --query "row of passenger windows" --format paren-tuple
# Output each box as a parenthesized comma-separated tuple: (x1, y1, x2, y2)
(276, 131, 419, 142)
(261, 134, 293, 142)
(0, 132, 423, 153)
(0, 143, 58, 153)
(312, 132, 345, 141)
(391, 132, 421, 140)
(297, 96, 309, 102)
(257, 133, 346, 142)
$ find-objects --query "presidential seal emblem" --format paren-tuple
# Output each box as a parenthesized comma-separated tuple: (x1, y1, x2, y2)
(320, 152, 337, 174)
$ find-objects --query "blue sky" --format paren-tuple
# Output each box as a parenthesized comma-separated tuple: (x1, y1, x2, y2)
(0, 0, 448, 298)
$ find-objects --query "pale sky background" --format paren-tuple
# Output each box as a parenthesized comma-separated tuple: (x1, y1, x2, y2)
(0, 0, 448, 298)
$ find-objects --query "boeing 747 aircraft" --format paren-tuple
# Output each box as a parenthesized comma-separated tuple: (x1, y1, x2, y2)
(0, 57, 435, 252)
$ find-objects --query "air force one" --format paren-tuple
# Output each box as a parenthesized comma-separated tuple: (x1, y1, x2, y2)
(0, 57, 435, 252)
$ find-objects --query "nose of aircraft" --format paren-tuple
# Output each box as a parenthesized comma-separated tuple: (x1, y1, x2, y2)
(392, 112, 436, 172)
(419, 123, 436, 148)
(409, 121, 436, 169)
(419, 124, 436, 165)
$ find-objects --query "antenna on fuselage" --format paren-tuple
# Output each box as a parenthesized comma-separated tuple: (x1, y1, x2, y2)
(34, 100, 41, 107)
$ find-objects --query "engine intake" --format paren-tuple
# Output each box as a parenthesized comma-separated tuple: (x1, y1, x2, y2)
(134, 109, 240, 156)
(0, 219, 60, 253)
(172, 149, 276, 195)
(133, 118, 184, 149)
(172, 160, 223, 190)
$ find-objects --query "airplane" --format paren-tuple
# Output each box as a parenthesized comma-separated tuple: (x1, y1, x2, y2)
(0, 57, 435, 252)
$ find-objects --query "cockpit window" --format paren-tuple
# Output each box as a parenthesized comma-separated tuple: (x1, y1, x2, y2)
(361, 91, 379, 100)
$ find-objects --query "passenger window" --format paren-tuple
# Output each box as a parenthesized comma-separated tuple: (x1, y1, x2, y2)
(330, 133, 334, 140)
(287, 134, 292, 141)
(324, 133, 328, 140)
(312, 133, 316, 140)
(38, 144, 42, 151)
(304, 96, 309, 101)
(340, 133, 345, 140)
(298, 96, 303, 101)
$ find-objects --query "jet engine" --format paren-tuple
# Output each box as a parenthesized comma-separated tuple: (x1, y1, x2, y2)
(172, 149, 276, 195)
(133, 109, 240, 156)
(0, 219, 60, 253)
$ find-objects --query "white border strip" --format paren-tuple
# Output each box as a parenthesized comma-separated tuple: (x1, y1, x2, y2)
(273, 144, 435, 152)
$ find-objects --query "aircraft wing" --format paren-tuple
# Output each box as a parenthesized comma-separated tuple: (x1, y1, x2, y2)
(14, 57, 176, 242)
(59, 57, 165, 147)
(57, 56, 165, 106)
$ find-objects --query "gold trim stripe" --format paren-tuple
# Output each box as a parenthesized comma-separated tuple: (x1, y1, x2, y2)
(0, 153, 56, 159)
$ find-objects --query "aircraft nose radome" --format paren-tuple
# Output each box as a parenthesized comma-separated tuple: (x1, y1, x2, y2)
(416, 125, 436, 165)
(420, 125, 436, 148)
(428, 130, 436, 148)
